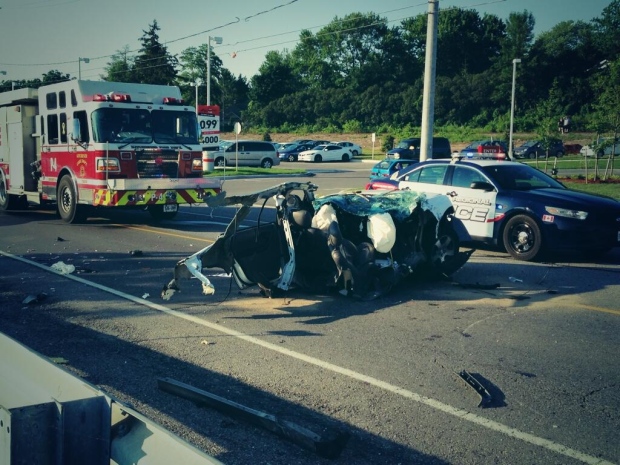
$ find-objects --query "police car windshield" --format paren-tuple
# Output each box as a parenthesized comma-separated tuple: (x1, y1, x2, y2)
(481, 164, 565, 191)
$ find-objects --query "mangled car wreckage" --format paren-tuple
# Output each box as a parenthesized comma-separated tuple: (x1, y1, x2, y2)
(162, 182, 471, 300)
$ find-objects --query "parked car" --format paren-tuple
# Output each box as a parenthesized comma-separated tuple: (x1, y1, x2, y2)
(332, 141, 362, 156)
(213, 140, 281, 168)
(386, 137, 452, 160)
(298, 144, 353, 162)
(278, 143, 313, 162)
(514, 139, 565, 159)
(290, 139, 315, 146)
(459, 140, 509, 159)
(368, 157, 620, 261)
(161, 182, 471, 301)
(564, 143, 583, 155)
(369, 158, 418, 181)
(307, 140, 331, 148)
(579, 137, 620, 157)
(219, 140, 234, 150)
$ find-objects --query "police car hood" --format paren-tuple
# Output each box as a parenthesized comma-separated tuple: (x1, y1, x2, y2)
(518, 187, 620, 210)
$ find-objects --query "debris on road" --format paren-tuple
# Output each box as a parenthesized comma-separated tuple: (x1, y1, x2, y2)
(157, 377, 350, 459)
(456, 370, 493, 408)
(22, 293, 48, 305)
(51, 261, 75, 274)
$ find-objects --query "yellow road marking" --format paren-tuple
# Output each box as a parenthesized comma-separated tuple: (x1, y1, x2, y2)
(576, 304, 620, 316)
(121, 225, 214, 243)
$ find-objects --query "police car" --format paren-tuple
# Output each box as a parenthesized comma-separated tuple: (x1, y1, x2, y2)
(385, 156, 620, 261)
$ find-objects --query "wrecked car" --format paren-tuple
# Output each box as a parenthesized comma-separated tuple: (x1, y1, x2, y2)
(162, 182, 472, 301)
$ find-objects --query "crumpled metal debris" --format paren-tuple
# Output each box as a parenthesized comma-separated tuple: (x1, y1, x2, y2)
(162, 182, 472, 301)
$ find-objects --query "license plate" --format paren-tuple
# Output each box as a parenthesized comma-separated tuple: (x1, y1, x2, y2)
(163, 204, 178, 213)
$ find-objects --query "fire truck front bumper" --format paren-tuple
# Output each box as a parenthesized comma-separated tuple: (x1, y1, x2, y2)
(93, 178, 222, 207)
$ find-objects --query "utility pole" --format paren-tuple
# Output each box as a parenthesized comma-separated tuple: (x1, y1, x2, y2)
(207, 36, 222, 106)
(508, 58, 521, 159)
(420, 0, 438, 162)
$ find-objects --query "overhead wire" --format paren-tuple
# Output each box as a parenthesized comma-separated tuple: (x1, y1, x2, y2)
(1, 0, 507, 82)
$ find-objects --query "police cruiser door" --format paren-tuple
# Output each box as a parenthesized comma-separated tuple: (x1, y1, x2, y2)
(445, 165, 496, 241)
(399, 164, 496, 242)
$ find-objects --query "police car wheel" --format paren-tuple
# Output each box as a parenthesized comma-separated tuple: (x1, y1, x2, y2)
(502, 214, 542, 261)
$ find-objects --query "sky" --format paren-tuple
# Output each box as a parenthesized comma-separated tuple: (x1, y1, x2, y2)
(0, 0, 612, 84)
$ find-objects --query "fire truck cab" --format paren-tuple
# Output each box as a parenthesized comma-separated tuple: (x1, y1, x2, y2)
(0, 80, 221, 223)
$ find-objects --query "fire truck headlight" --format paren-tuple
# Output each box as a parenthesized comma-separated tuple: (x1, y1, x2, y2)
(96, 158, 121, 173)
(192, 159, 203, 171)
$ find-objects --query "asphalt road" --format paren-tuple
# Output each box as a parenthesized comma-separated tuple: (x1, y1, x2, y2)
(1, 163, 619, 465)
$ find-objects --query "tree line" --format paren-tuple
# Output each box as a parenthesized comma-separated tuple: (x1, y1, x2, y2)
(2, 2, 618, 142)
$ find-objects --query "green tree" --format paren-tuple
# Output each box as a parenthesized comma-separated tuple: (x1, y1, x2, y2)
(489, 11, 534, 108)
(402, 8, 504, 77)
(592, 0, 620, 59)
(218, 69, 249, 129)
(250, 50, 301, 108)
(41, 70, 71, 85)
(102, 46, 134, 82)
(177, 43, 223, 106)
(589, 58, 620, 174)
(524, 21, 599, 116)
(132, 20, 178, 85)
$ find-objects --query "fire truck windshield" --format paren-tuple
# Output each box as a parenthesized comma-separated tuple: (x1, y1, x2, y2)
(151, 110, 199, 145)
(91, 108, 199, 146)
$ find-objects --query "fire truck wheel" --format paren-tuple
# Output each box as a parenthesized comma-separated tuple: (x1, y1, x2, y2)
(57, 175, 86, 223)
(148, 205, 178, 221)
(0, 176, 24, 211)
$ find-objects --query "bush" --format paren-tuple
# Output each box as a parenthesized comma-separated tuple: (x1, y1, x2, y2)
(382, 135, 395, 152)
(342, 119, 363, 133)
(262, 132, 272, 142)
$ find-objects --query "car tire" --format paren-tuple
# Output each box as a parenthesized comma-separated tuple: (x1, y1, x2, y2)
(57, 175, 87, 223)
(596, 150, 604, 159)
(352, 150, 359, 156)
(315, 155, 322, 162)
(288, 154, 296, 162)
(341, 153, 350, 162)
(260, 158, 273, 169)
(429, 224, 460, 273)
(556, 151, 564, 158)
(528, 152, 536, 160)
(215, 157, 226, 167)
(502, 214, 543, 261)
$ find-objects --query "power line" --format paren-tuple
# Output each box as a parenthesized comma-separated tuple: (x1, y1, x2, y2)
(0, 0, 507, 80)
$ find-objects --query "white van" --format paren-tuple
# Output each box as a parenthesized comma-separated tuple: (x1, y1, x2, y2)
(213, 140, 280, 168)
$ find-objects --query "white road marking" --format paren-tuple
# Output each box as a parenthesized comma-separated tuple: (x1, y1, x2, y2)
(1, 250, 614, 465)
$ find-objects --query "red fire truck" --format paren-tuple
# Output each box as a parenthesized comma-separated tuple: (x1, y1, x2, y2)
(0, 80, 221, 223)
